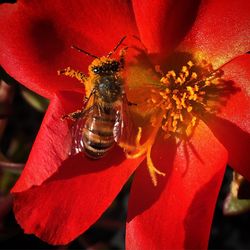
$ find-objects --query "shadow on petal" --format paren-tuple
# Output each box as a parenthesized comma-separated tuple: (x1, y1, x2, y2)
(12, 146, 142, 245)
(184, 169, 225, 249)
(30, 19, 66, 62)
(53, 146, 130, 180)
(204, 115, 250, 181)
(127, 136, 177, 221)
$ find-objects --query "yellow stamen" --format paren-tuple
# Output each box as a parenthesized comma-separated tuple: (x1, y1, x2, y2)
(135, 127, 142, 146)
(126, 122, 166, 186)
(147, 144, 166, 186)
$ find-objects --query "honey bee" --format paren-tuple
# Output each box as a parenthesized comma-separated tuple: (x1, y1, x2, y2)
(58, 36, 134, 159)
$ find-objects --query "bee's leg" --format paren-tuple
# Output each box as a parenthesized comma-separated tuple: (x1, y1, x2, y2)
(61, 110, 84, 121)
(119, 46, 128, 68)
(128, 101, 137, 106)
(57, 67, 87, 83)
(62, 90, 96, 121)
(122, 94, 137, 106)
(62, 86, 97, 121)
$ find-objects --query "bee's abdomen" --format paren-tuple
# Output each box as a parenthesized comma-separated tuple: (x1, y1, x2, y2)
(83, 114, 115, 159)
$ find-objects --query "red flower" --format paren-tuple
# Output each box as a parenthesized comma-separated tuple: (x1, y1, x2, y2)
(0, 0, 250, 248)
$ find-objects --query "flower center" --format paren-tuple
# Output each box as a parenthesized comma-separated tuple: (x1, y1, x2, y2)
(147, 60, 224, 138)
(123, 58, 238, 186)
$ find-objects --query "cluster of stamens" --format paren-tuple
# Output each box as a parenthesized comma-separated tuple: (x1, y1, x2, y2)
(125, 59, 237, 186)
(147, 60, 224, 138)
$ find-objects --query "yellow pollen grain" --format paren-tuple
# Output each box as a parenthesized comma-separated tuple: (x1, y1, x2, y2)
(187, 60, 194, 67)
(165, 103, 172, 109)
(181, 93, 187, 108)
(205, 80, 211, 86)
(191, 72, 198, 79)
(161, 124, 167, 131)
(187, 86, 194, 94)
(187, 106, 193, 112)
(172, 95, 182, 109)
(165, 88, 170, 94)
(191, 116, 197, 126)
(182, 66, 188, 72)
(167, 70, 176, 78)
(173, 114, 180, 120)
(172, 119, 178, 127)
(161, 78, 170, 85)
(181, 66, 189, 78)
(175, 77, 184, 84)
(180, 72, 186, 81)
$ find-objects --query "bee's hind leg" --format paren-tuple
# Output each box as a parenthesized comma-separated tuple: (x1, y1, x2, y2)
(62, 101, 95, 121)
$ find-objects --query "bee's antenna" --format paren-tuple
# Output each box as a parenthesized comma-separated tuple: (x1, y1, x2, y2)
(71, 45, 99, 59)
(107, 36, 127, 58)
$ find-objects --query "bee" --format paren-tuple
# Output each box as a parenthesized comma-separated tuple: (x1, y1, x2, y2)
(58, 36, 134, 159)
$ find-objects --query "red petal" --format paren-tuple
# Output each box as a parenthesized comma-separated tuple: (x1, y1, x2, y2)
(132, 0, 201, 54)
(218, 54, 250, 134)
(204, 54, 250, 180)
(126, 121, 228, 249)
(13, 151, 143, 245)
(179, 0, 250, 68)
(0, 1, 138, 98)
(12, 91, 82, 193)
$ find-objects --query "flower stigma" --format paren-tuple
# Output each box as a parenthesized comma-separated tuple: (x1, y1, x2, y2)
(124, 59, 238, 186)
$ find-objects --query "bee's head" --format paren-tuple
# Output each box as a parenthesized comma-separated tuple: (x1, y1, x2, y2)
(90, 57, 121, 75)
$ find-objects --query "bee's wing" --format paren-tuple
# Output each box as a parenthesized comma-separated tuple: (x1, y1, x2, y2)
(70, 92, 98, 155)
(113, 96, 136, 151)
(70, 115, 86, 155)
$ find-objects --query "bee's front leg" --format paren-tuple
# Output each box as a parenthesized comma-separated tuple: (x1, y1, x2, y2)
(58, 67, 87, 83)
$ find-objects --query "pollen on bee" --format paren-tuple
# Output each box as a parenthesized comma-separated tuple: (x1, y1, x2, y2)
(58, 67, 86, 83)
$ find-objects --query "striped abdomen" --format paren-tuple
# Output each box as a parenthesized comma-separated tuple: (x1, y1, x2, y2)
(82, 108, 116, 159)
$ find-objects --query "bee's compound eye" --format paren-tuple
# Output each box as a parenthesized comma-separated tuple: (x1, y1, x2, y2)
(92, 67, 99, 74)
